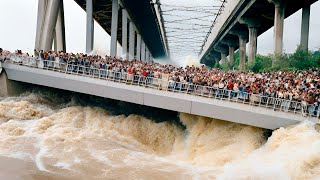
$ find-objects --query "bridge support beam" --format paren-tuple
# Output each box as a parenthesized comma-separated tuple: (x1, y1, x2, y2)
(141, 40, 146, 62)
(214, 45, 228, 66)
(35, 0, 48, 50)
(248, 27, 258, 65)
(86, 0, 94, 53)
(136, 34, 141, 60)
(239, 18, 260, 66)
(239, 37, 247, 71)
(0, 71, 29, 97)
(146, 48, 150, 63)
(229, 46, 235, 67)
(129, 22, 135, 61)
(40, 0, 60, 51)
(300, 5, 310, 50)
(55, 0, 66, 52)
(122, 9, 128, 60)
(270, 0, 285, 57)
(221, 53, 227, 65)
(110, 0, 119, 57)
(230, 30, 248, 71)
(215, 57, 220, 66)
(221, 39, 238, 67)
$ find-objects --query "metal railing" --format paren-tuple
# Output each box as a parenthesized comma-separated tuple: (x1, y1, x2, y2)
(5, 56, 320, 119)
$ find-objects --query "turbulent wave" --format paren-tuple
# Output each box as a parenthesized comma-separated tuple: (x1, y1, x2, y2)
(0, 92, 319, 179)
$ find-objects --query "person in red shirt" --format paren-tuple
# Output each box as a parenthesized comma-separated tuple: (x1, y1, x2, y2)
(227, 80, 234, 90)
(142, 70, 148, 77)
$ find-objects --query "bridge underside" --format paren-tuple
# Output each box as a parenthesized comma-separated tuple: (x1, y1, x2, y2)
(3, 63, 313, 130)
(201, 0, 318, 65)
(74, 0, 166, 58)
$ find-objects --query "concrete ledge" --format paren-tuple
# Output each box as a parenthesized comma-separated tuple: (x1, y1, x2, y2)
(3, 63, 315, 130)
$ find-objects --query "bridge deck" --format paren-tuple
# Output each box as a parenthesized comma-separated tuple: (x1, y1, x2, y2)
(2, 61, 318, 130)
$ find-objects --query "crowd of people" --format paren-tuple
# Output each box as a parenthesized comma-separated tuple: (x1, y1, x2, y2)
(2, 49, 320, 114)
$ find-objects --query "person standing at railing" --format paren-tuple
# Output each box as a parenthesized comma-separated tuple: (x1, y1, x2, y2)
(33, 49, 38, 59)
(54, 52, 60, 69)
(0, 48, 3, 62)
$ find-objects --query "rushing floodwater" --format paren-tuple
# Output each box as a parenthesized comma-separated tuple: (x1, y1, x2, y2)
(0, 92, 319, 180)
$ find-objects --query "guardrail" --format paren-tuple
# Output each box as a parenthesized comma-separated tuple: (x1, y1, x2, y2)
(5, 56, 320, 119)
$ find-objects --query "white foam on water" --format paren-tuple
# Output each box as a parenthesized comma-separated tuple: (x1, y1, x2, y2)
(0, 94, 319, 179)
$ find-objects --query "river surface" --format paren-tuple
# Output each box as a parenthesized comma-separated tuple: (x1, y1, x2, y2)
(0, 93, 319, 180)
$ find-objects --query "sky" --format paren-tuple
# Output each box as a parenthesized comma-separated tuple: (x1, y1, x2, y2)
(0, 0, 320, 66)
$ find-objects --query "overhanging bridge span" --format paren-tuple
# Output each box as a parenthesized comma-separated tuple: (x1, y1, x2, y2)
(35, 0, 168, 61)
(199, 0, 318, 69)
(1, 60, 318, 130)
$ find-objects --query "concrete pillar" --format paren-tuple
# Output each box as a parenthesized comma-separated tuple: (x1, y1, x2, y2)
(141, 40, 146, 62)
(248, 27, 258, 65)
(221, 53, 227, 65)
(239, 18, 260, 66)
(86, 0, 94, 53)
(0, 71, 29, 97)
(53, 30, 57, 51)
(129, 22, 135, 61)
(110, 0, 119, 57)
(215, 45, 228, 66)
(35, 0, 48, 50)
(271, 0, 285, 56)
(146, 48, 150, 63)
(55, 0, 66, 52)
(230, 29, 248, 71)
(239, 36, 246, 71)
(229, 46, 235, 66)
(215, 57, 220, 66)
(122, 9, 128, 59)
(40, 0, 60, 51)
(136, 34, 141, 60)
(300, 5, 310, 50)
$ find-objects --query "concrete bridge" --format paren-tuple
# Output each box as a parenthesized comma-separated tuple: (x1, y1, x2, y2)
(199, 0, 318, 69)
(0, 60, 318, 130)
(36, 0, 168, 61)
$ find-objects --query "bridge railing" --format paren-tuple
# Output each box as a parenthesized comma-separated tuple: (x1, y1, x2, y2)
(5, 56, 320, 119)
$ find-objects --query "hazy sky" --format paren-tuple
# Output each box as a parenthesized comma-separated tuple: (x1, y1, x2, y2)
(0, 0, 319, 65)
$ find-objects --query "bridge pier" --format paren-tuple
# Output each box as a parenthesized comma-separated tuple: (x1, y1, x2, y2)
(40, 0, 61, 51)
(141, 41, 146, 62)
(248, 27, 258, 65)
(129, 22, 135, 60)
(35, 0, 48, 50)
(36, 0, 65, 52)
(221, 39, 238, 67)
(86, 0, 94, 53)
(55, 0, 66, 52)
(214, 57, 220, 66)
(221, 53, 227, 65)
(228, 46, 235, 67)
(122, 9, 128, 60)
(239, 36, 247, 71)
(230, 30, 248, 71)
(239, 18, 260, 66)
(146, 48, 150, 63)
(214, 45, 228, 66)
(270, 0, 285, 58)
(300, 5, 310, 50)
(110, 0, 119, 57)
(136, 34, 142, 60)
(0, 70, 28, 97)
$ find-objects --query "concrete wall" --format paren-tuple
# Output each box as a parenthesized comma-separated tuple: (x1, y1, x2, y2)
(3, 63, 315, 130)
(0, 70, 29, 97)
